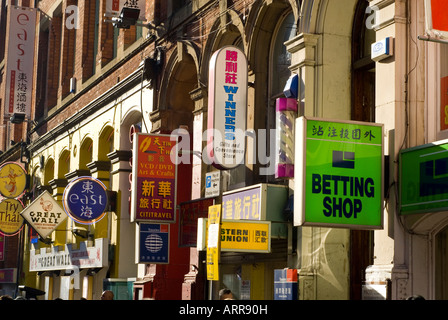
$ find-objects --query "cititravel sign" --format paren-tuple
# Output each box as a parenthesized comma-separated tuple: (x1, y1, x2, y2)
(294, 117, 383, 229)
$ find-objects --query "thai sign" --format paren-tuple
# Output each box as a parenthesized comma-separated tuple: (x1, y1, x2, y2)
(63, 177, 108, 225)
(137, 223, 169, 264)
(0, 162, 27, 199)
(29, 238, 108, 271)
(400, 140, 448, 214)
(4, 6, 37, 117)
(131, 133, 177, 223)
(295, 117, 383, 229)
(21, 190, 68, 239)
(207, 46, 247, 170)
(0, 199, 24, 235)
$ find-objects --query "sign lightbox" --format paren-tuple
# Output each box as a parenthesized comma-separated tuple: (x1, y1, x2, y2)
(20, 190, 68, 239)
(207, 46, 247, 170)
(425, 0, 448, 39)
(400, 139, 448, 214)
(294, 117, 383, 229)
(63, 177, 108, 225)
(131, 133, 177, 223)
(4, 6, 37, 118)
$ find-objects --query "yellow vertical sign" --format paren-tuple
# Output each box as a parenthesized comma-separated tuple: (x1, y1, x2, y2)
(206, 205, 221, 281)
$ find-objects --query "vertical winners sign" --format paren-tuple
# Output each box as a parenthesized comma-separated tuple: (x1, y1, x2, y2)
(131, 134, 177, 223)
(207, 46, 247, 170)
(4, 6, 37, 118)
(295, 117, 383, 229)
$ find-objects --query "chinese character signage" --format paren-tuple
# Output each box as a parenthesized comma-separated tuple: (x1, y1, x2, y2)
(4, 6, 37, 117)
(400, 140, 448, 214)
(106, 0, 146, 20)
(425, 0, 448, 39)
(207, 46, 247, 170)
(137, 223, 169, 264)
(21, 190, 68, 239)
(179, 198, 214, 247)
(274, 269, 298, 300)
(131, 133, 177, 223)
(222, 185, 262, 220)
(0, 199, 24, 235)
(0, 162, 27, 199)
(62, 177, 109, 225)
(221, 220, 270, 253)
(295, 117, 383, 229)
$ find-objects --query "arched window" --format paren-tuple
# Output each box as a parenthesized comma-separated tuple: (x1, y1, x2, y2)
(270, 11, 297, 98)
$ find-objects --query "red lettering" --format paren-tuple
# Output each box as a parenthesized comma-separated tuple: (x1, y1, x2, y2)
(16, 13, 30, 25)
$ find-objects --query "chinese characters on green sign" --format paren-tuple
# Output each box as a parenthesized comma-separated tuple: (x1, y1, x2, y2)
(295, 117, 383, 229)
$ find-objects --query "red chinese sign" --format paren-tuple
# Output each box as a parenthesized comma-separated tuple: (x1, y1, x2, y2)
(131, 134, 177, 223)
(179, 198, 214, 247)
(441, 76, 448, 131)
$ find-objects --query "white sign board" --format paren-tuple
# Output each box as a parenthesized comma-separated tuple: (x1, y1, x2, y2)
(21, 191, 68, 239)
(4, 6, 37, 117)
(207, 46, 247, 170)
(205, 171, 220, 198)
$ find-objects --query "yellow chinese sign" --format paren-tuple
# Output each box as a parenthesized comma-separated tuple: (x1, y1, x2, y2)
(0, 162, 27, 199)
(207, 205, 221, 281)
(221, 220, 271, 253)
(0, 199, 24, 235)
(132, 134, 177, 223)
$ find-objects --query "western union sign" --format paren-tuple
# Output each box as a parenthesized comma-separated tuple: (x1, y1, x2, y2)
(198, 219, 271, 253)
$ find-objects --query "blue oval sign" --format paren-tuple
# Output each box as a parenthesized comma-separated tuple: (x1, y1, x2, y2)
(63, 177, 108, 225)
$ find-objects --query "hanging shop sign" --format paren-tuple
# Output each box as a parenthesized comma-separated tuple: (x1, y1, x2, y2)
(441, 76, 448, 131)
(105, 0, 146, 20)
(4, 6, 37, 118)
(0, 199, 24, 235)
(198, 219, 271, 253)
(0, 268, 17, 284)
(294, 117, 383, 229)
(206, 205, 221, 281)
(137, 223, 169, 264)
(20, 190, 68, 239)
(131, 133, 177, 223)
(399, 139, 448, 214)
(0, 162, 27, 199)
(207, 46, 247, 170)
(29, 238, 108, 272)
(425, 0, 448, 39)
(62, 177, 109, 225)
(179, 197, 214, 247)
(274, 269, 298, 300)
(221, 183, 288, 237)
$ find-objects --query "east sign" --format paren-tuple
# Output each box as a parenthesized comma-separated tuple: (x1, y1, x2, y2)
(294, 117, 383, 229)
(63, 177, 108, 225)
